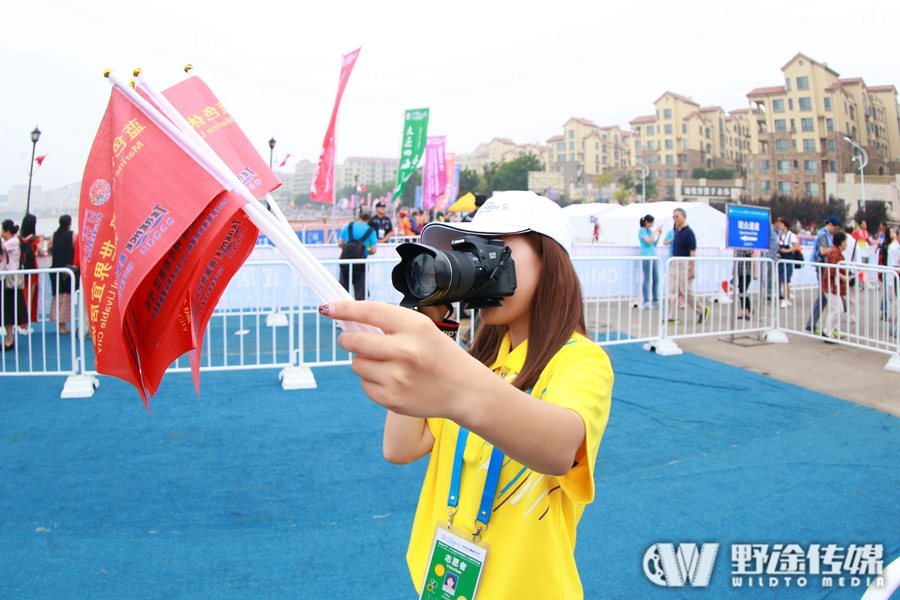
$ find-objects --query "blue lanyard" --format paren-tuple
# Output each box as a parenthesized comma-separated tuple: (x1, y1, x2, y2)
(447, 427, 505, 542)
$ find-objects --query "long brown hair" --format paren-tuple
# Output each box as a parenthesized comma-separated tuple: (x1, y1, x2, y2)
(468, 232, 585, 392)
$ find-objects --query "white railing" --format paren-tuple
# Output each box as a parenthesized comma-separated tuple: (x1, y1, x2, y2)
(776, 258, 900, 361)
(660, 256, 776, 341)
(11, 251, 900, 399)
(0, 267, 79, 377)
(574, 256, 664, 345)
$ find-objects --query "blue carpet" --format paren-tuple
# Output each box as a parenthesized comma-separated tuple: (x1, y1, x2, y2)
(1, 344, 898, 599)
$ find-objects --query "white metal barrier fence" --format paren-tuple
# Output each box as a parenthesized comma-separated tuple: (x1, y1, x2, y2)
(0, 267, 79, 378)
(9, 252, 899, 398)
(661, 256, 777, 337)
(775, 258, 900, 370)
(574, 256, 664, 346)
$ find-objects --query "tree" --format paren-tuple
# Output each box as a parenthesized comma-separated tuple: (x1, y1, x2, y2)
(488, 154, 544, 193)
(613, 188, 630, 204)
(458, 167, 482, 197)
(337, 181, 394, 201)
(593, 171, 614, 187)
(845, 162, 876, 176)
(742, 194, 848, 229)
(400, 168, 422, 206)
(618, 173, 635, 192)
(854, 200, 888, 231)
(634, 175, 658, 200)
(478, 162, 501, 195)
(692, 167, 735, 180)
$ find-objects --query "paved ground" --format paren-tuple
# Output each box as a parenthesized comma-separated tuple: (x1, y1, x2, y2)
(676, 332, 900, 417)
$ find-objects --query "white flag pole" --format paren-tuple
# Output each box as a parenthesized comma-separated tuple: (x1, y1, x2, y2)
(130, 71, 351, 307)
(126, 73, 341, 302)
(104, 70, 377, 333)
(135, 68, 347, 301)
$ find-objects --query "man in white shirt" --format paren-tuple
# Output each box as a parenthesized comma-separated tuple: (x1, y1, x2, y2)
(887, 227, 900, 337)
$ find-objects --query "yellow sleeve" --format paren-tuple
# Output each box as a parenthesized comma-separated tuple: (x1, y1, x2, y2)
(540, 338, 613, 505)
(426, 417, 445, 443)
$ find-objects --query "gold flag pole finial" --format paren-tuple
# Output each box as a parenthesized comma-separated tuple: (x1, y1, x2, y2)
(184, 64, 193, 74)
(103, 68, 113, 78)
(133, 68, 142, 77)
(129, 79, 136, 89)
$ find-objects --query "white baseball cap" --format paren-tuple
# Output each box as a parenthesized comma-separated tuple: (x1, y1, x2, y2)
(421, 191, 574, 254)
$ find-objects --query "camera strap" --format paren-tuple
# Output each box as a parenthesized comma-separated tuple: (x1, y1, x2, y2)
(433, 318, 459, 341)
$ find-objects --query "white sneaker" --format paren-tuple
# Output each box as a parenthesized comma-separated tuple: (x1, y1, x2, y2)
(779, 300, 792, 308)
(643, 303, 652, 310)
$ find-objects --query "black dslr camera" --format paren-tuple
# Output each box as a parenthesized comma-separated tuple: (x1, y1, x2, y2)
(391, 236, 517, 309)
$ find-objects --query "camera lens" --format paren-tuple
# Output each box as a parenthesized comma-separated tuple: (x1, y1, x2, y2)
(408, 253, 437, 298)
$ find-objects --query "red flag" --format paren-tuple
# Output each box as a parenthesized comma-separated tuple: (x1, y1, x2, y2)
(157, 76, 282, 200)
(129, 192, 258, 398)
(185, 204, 257, 392)
(278, 154, 293, 168)
(35, 153, 49, 167)
(80, 87, 228, 406)
(310, 48, 361, 203)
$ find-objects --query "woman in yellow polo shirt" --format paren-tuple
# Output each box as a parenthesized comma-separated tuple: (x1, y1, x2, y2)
(320, 191, 613, 599)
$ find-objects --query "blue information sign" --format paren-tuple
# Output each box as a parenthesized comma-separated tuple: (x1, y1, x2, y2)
(304, 230, 325, 244)
(726, 204, 771, 250)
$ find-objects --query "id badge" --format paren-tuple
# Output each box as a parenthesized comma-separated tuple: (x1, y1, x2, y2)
(378, 228, 385, 239)
(419, 523, 488, 600)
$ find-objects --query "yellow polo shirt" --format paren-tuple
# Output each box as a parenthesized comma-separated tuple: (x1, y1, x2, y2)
(407, 332, 613, 599)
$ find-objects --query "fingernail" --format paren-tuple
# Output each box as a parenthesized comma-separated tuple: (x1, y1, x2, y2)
(318, 304, 331, 317)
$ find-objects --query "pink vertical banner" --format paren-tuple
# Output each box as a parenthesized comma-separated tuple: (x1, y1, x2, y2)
(423, 136, 446, 210)
(435, 152, 457, 212)
(310, 47, 362, 203)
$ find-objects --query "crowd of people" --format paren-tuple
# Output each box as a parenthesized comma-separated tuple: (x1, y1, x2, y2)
(634, 209, 900, 339)
(0, 213, 77, 351)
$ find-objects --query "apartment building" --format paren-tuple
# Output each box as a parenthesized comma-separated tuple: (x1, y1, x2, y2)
(291, 159, 316, 197)
(627, 92, 751, 199)
(336, 157, 399, 190)
(457, 137, 548, 173)
(546, 118, 630, 190)
(744, 53, 900, 200)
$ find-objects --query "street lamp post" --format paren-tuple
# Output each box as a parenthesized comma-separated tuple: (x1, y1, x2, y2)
(268, 136, 276, 170)
(25, 126, 41, 216)
(843, 136, 867, 208)
(633, 157, 649, 203)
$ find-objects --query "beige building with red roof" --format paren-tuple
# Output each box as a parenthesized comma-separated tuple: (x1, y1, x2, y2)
(546, 118, 630, 193)
(744, 53, 900, 201)
(625, 92, 750, 199)
(457, 137, 548, 174)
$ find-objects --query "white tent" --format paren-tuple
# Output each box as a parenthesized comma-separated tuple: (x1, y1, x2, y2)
(595, 201, 727, 248)
(561, 203, 623, 243)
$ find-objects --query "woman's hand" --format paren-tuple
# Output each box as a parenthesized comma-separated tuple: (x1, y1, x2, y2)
(321, 301, 586, 476)
(321, 301, 489, 421)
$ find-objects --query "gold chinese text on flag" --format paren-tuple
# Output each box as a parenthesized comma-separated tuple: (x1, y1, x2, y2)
(79, 87, 258, 407)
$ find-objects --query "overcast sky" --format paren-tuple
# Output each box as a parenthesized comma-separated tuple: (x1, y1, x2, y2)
(2, 0, 898, 194)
